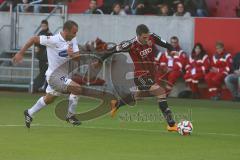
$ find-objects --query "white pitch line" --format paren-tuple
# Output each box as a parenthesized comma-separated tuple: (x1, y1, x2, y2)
(0, 124, 240, 137)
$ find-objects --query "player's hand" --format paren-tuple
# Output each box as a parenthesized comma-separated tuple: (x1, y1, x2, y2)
(12, 52, 24, 64)
(67, 45, 74, 57)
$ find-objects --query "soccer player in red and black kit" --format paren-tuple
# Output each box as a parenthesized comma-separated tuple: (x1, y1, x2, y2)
(102, 24, 178, 131)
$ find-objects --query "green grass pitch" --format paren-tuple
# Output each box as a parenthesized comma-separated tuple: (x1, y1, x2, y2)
(0, 91, 240, 160)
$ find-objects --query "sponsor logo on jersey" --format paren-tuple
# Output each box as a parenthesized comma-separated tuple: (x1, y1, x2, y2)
(58, 50, 68, 57)
(140, 48, 152, 58)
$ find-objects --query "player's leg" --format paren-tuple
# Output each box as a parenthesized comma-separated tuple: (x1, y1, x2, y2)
(24, 92, 57, 128)
(110, 77, 149, 118)
(149, 83, 177, 131)
(110, 94, 136, 118)
(65, 80, 82, 125)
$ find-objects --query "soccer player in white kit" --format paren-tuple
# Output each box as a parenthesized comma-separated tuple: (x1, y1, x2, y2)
(12, 20, 83, 128)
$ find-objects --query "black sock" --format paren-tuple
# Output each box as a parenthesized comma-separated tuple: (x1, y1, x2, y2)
(117, 100, 126, 108)
(158, 99, 175, 127)
(117, 94, 136, 108)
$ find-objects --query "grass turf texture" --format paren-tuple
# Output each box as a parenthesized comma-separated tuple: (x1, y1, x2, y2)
(0, 91, 240, 160)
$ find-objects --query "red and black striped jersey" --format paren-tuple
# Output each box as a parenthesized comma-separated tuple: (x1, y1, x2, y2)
(110, 33, 173, 78)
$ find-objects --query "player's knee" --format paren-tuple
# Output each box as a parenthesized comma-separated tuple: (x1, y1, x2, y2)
(70, 87, 82, 95)
(150, 84, 166, 98)
(43, 96, 55, 104)
(67, 81, 82, 95)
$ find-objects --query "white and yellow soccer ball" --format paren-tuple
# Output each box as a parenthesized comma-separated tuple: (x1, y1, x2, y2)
(177, 120, 193, 136)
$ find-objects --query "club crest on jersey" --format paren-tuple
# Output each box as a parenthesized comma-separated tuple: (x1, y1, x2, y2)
(140, 48, 152, 58)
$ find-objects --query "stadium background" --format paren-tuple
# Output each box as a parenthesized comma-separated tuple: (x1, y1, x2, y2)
(0, 1, 240, 160)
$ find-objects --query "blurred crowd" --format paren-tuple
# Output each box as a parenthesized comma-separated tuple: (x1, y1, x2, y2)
(0, 0, 240, 17)
(0, 0, 239, 17)
(86, 0, 208, 17)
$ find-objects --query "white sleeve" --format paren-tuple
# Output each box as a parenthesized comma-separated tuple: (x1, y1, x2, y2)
(40, 35, 57, 47)
(72, 37, 79, 53)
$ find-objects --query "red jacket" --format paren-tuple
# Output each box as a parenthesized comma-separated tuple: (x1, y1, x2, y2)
(155, 49, 188, 72)
(185, 54, 210, 74)
(210, 52, 232, 75)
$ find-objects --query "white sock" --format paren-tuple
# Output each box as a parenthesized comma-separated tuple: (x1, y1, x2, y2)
(28, 97, 47, 117)
(67, 94, 79, 117)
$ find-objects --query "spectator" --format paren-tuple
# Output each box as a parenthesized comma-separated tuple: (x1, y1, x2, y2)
(123, 0, 136, 14)
(33, 20, 52, 92)
(135, 0, 163, 15)
(173, 2, 191, 17)
(19, 0, 30, 12)
(158, 3, 170, 16)
(110, 2, 126, 15)
(184, 0, 208, 17)
(155, 36, 188, 94)
(29, 0, 44, 13)
(225, 53, 240, 101)
(162, 0, 181, 15)
(85, 0, 104, 14)
(205, 41, 232, 100)
(184, 43, 210, 98)
(101, 0, 121, 14)
(18, 0, 45, 13)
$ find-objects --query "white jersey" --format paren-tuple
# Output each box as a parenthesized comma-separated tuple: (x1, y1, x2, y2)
(39, 32, 79, 78)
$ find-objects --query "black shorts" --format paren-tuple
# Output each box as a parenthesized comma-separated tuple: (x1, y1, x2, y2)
(134, 77, 155, 91)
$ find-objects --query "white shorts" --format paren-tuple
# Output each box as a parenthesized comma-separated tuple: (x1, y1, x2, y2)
(46, 75, 73, 96)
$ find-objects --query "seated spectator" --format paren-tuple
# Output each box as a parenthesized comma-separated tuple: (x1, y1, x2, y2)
(85, 0, 104, 14)
(19, 0, 30, 12)
(155, 36, 188, 94)
(173, 2, 191, 17)
(158, 3, 170, 16)
(184, 43, 210, 98)
(184, 0, 208, 17)
(101, 0, 119, 14)
(18, 0, 45, 13)
(123, 0, 136, 14)
(29, 0, 44, 13)
(135, 0, 163, 15)
(110, 2, 126, 15)
(205, 42, 232, 100)
(163, 0, 181, 14)
(225, 52, 240, 101)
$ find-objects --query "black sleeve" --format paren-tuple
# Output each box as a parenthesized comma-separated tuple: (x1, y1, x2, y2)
(100, 38, 134, 61)
(151, 33, 173, 51)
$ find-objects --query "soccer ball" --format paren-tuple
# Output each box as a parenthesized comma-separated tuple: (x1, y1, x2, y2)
(177, 120, 193, 136)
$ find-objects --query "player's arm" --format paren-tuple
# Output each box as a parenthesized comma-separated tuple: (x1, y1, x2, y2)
(12, 36, 40, 63)
(151, 33, 174, 51)
(68, 38, 81, 61)
(100, 39, 133, 61)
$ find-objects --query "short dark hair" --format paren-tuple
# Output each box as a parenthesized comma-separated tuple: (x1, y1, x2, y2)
(136, 24, 149, 36)
(170, 36, 179, 42)
(41, 20, 48, 25)
(216, 41, 224, 48)
(63, 20, 78, 31)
